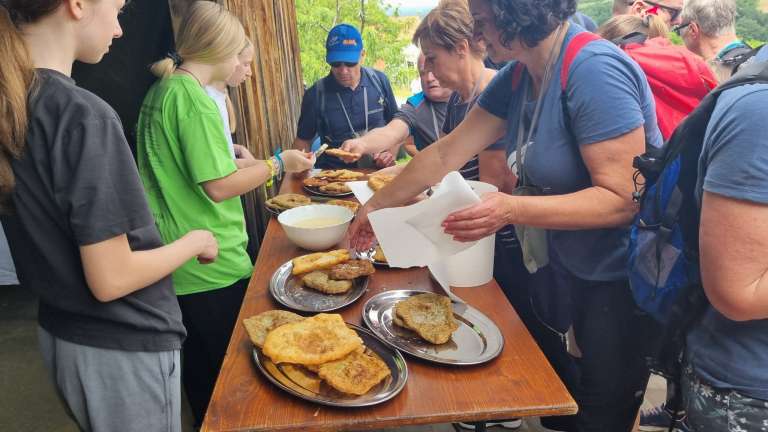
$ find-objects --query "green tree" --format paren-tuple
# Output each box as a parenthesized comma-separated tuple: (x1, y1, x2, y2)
(736, 0, 768, 42)
(577, 0, 612, 26)
(295, 0, 416, 88)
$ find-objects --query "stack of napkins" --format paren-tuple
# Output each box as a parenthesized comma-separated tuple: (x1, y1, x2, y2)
(364, 172, 497, 291)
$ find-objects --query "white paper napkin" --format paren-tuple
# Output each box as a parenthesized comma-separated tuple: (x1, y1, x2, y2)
(348, 181, 374, 205)
(368, 171, 481, 268)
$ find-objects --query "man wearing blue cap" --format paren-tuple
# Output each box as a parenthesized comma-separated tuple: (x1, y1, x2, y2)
(293, 23, 399, 169)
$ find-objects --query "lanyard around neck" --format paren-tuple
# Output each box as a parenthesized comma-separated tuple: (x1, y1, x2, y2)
(336, 87, 368, 138)
(514, 23, 567, 185)
(462, 74, 482, 120)
(430, 102, 441, 139)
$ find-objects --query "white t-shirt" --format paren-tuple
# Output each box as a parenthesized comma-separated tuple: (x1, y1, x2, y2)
(204, 85, 236, 159)
(0, 223, 18, 285)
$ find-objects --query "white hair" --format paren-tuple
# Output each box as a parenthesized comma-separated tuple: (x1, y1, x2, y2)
(681, 0, 738, 37)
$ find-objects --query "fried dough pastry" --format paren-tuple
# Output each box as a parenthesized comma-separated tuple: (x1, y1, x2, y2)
(318, 350, 391, 396)
(393, 293, 458, 344)
(324, 148, 359, 160)
(326, 199, 359, 213)
(281, 364, 322, 393)
(335, 170, 365, 181)
(243, 310, 305, 348)
(317, 169, 342, 178)
(303, 177, 329, 188)
(266, 194, 311, 211)
(367, 174, 395, 191)
(291, 249, 350, 275)
(329, 259, 375, 280)
(301, 271, 353, 294)
(319, 182, 351, 194)
(262, 313, 363, 365)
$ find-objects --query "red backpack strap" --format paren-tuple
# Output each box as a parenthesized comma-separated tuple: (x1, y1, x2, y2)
(560, 32, 601, 140)
(511, 61, 526, 90)
(560, 32, 601, 91)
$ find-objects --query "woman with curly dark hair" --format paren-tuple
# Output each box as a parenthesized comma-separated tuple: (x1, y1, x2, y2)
(350, 0, 663, 430)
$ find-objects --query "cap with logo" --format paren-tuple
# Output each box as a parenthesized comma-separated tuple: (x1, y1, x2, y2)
(326, 24, 363, 64)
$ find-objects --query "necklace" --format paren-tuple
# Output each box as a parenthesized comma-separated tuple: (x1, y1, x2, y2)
(176, 67, 203, 87)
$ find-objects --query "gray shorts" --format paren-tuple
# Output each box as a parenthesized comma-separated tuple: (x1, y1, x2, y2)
(38, 326, 181, 432)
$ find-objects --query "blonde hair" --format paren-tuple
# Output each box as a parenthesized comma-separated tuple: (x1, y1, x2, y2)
(598, 14, 669, 42)
(225, 38, 254, 135)
(412, 0, 485, 58)
(151, 1, 247, 78)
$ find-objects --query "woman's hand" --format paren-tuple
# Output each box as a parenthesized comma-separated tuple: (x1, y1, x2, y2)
(442, 192, 515, 242)
(234, 144, 255, 161)
(348, 202, 378, 251)
(281, 149, 315, 173)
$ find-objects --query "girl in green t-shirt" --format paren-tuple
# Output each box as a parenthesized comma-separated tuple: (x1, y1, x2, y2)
(136, 1, 314, 425)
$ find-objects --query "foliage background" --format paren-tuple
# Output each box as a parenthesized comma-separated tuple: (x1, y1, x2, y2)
(578, 0, 768, 45)
(295, 0, 418, 89)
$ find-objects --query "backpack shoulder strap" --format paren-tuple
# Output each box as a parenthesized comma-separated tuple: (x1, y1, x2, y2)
(362, 67, 386, 106)
(510, 61, 526, 90)
(732, 44, 767, 75)
(560, 32, 602, 138)
(315, 77, 327, 141)
(611, 32, 648, 48)
(560, 32, 602, 92)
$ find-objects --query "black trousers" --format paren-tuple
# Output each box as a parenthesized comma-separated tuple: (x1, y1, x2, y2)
(494, 245, 659, 431)
(177, 278, 249, 426)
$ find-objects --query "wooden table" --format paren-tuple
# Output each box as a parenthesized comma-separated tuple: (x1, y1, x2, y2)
(202, 174, 577, 432)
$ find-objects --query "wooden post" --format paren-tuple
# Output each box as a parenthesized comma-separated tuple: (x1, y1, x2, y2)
(224, 0, 305, 256)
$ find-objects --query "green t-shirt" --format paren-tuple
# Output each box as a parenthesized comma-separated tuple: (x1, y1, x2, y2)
(137, 74, 252, 295)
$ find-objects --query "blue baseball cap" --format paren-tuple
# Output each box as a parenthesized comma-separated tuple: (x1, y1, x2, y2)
(326, 24, 363, 64)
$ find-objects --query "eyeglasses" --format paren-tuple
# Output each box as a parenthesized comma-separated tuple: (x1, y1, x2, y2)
(330, 62, 358, 68)
(645, 1, 682, 23)
(672, 22, 691, 36)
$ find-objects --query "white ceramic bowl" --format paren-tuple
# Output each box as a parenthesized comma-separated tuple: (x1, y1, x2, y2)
(278, 204, 354, 251)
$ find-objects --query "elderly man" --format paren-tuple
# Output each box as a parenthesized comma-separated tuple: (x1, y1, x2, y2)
(293, 24, 398, 169)
(614, 0, 684, 26)
(677, 0, 753, 82)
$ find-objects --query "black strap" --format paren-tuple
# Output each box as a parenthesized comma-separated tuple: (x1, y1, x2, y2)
(362, 67, 394, 120)
(612, 32, 648, 48)
(315, 77, 327, 142)
(732, 44, 766, 74)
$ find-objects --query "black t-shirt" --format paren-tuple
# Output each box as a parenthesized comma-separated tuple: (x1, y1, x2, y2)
(1, 69, 185, 352)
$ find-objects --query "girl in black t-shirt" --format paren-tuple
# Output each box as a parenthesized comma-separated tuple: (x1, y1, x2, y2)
(0, 2, 218, 431)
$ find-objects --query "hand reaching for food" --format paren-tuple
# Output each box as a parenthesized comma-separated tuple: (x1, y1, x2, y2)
(281, 149, 315, 173)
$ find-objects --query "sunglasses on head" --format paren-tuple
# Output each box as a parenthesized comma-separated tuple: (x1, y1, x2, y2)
(645, 0, 682, 22)
(330, 61, 358, 68)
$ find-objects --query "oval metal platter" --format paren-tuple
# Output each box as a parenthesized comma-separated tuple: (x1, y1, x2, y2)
(302, 184, 354, 198)
(270, 260, 369, 312)
(362, 290, 504, 366)
(252, 323, 408, 407)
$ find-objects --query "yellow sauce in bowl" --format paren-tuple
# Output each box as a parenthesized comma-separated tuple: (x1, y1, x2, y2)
(291, 217, 345, 229)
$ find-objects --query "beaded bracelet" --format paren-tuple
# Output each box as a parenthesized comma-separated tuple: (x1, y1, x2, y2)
(274, 148, 285, 180)
(265, 158, 275, 188)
